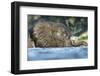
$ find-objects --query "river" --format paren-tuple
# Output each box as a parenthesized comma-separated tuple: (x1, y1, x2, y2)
(27, 47, 88, 61)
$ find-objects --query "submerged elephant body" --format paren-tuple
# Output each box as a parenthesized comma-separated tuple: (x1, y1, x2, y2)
(32, 21, 71, 47)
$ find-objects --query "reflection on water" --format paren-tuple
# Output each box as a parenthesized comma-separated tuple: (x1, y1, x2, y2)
(27, 47, 88, 61)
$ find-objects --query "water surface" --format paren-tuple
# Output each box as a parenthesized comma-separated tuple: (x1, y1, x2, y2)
(27, 47, 88, 61)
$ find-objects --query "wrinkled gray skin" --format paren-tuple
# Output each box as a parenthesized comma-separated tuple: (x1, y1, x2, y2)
(29, 20, 87, 48)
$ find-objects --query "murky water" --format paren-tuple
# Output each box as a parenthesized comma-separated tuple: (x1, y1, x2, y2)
(27, 47, 88, 61)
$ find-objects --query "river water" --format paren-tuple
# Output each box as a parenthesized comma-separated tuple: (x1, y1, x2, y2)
(27, 47, 88, 61)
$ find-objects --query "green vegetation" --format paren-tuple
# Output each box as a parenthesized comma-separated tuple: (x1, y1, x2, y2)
(78, 32, 88, 43)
